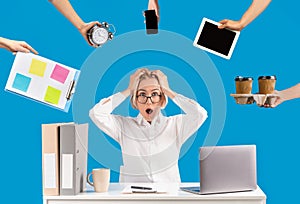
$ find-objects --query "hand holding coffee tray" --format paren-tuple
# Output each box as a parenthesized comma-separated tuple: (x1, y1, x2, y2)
(230, 93, 278, 106)
(231, 76, 278, 106)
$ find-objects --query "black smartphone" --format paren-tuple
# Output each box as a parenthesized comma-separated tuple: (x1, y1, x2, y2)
(144, 10, 158, 34)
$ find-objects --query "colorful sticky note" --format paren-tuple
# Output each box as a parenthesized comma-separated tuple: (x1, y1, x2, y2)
(12, 73, 31, 92)
(44, 86, 61, 105)
(29, 58, 47, 77)
(50, 64, 70, 84)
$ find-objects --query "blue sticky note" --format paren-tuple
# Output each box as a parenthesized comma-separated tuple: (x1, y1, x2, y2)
(12, 73, 31, 92)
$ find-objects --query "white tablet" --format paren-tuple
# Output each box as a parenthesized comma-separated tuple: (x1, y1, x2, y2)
(193, 18, 240, 60)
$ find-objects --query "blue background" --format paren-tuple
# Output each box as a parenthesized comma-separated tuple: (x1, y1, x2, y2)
(0, 0, 299, 203)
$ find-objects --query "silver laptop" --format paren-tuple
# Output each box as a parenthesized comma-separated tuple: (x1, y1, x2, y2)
(181, 145, 257, 194)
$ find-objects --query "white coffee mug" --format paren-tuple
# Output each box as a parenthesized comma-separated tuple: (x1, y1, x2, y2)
(87, 168, 110, 192)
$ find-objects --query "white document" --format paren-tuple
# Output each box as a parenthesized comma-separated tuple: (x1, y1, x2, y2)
(44, 153, 56, 188)
(5, 52, 79, 112)
(62, 154, 73, 189)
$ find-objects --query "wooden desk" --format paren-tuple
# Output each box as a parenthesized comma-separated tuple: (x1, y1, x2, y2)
(43, 183, 266, 204)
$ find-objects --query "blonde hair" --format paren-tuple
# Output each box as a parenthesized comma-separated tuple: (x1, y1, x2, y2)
(130, 69, 168, 109)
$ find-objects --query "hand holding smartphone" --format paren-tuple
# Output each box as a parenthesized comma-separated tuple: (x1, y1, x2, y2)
(144, 10, 158, 34)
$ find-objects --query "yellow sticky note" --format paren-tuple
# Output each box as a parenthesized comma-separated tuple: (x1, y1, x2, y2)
(44, 86, 61, 105)
(29, 58, 47, 77)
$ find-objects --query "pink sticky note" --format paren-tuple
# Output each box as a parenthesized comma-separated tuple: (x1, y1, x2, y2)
(50, 64, 70, 84)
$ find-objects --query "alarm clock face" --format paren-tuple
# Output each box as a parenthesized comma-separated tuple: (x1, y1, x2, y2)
(92, 27, 109, 45)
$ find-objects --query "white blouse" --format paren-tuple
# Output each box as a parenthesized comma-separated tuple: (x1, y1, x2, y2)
(89, 92, 208, 183)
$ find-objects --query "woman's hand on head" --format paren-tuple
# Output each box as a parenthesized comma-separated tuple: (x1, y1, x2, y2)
(151, 70, 169, 91)
(152, 70, 176, 99)
(125, 68, 148, 95)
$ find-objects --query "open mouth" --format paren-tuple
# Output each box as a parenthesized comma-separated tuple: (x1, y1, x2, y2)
(146, 108, 153, 114)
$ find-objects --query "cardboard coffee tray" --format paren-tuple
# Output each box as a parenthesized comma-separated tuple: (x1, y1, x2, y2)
(230, 94, 278, 106)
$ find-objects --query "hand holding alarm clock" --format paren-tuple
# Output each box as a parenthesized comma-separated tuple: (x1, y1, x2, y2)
(87, 22, 116, 47)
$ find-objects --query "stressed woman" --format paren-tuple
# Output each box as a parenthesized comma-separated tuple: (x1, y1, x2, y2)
(89, 68, 208, 182)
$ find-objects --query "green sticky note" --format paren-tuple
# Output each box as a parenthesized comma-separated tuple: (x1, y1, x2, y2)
(44, 86, 61, 105)
(29, 58, 47, 77)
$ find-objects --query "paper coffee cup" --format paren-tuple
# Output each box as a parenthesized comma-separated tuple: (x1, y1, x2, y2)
(258, 76, 276, 94)
(235, 76, 253, 94)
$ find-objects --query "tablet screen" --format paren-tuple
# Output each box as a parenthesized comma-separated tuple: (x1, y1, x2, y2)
(196, 21, 237, 56)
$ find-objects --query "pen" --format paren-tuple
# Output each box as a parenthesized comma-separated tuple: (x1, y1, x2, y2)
(131, 186, 152, 190)
(132, 190, 157, 193)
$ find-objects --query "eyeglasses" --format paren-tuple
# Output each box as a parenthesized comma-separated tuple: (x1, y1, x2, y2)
(137, 93, 161, 104)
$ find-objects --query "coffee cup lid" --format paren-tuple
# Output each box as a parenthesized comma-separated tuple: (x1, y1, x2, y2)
(258, 75, 276, 80)
(235, 76, 253, 81)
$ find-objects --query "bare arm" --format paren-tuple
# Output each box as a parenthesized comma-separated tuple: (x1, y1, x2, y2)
(148, 0, 160, 21)
(219, 0, 272, 31)
(49, 0, 100, 46)
(0, 37, 38, 54)
(272, 83, 300, 107)
(50, 0, 84, 30)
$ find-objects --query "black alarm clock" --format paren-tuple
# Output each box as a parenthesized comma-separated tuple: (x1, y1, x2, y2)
(87, 22, 115, 47)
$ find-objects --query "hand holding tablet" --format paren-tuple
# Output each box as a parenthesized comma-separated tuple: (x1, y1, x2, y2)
(193, 18, 240, 59)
